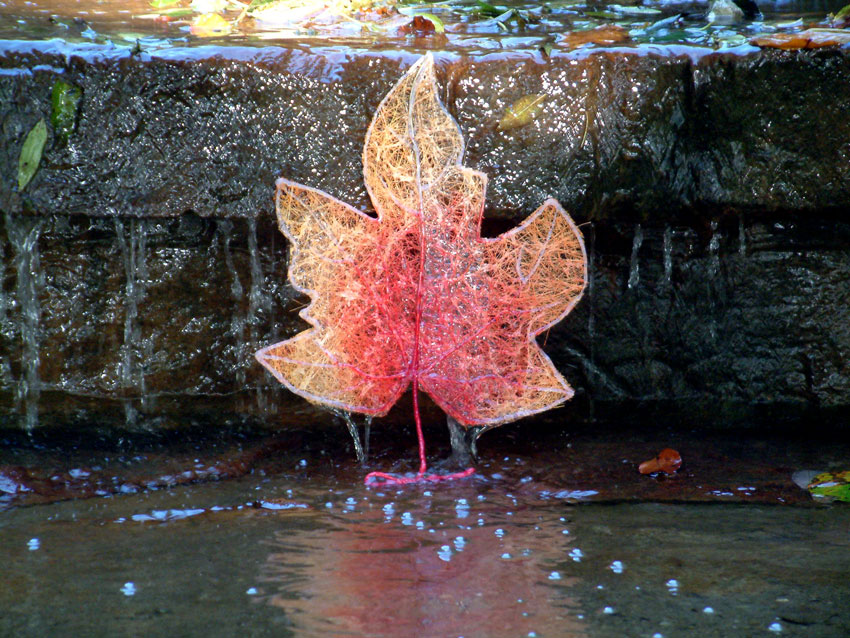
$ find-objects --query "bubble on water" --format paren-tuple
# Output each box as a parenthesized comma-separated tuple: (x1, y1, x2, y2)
(703, 607, 714, 614)
(603, 606, 615, 614)
(569, 548, 583, 562)
(454, 536, 466, 551)
(495, 528, 505, 538)
(501, 553, 512, 559)
(121, 582, 136, 596)
(246, 588, 258, 595)
(298, 459, 307, 467)
(325, 502, 333, 509)
(382, 503, 394, 521)
(548, 571, 561, 580)
(401, 512, 413, 526)
(768, 622, 783, 633)
(477, 494, 486, 501)
(416, 521, 424, 529)
(27, 538, 39, 551)
(562, 529, 570, 535)
(455, 498, 470, 519)
(438, 545, 452, 562)
(609, 560, 624, 574)
(666, 579, 679, 595)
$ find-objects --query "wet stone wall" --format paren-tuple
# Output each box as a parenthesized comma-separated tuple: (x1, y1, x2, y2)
(0, 41, 849, 433)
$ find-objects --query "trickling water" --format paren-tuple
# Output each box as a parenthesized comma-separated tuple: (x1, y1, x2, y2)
(218, 220, 247, 388)
(336, 410, 373, 465)
(6, 214, 43, 431)
(115, 218, 150, 424)
(627, 223, 642, 290)
(586, 226, 596, 422)
(662, 225, 673, 287)
(708, 220, 720, 277)
(247, 218, 269, 411)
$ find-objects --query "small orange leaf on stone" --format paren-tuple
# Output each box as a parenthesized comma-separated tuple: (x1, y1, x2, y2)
(639, 448, 682, 475)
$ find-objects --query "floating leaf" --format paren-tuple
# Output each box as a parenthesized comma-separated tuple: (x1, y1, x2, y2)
(417, 13, 445, 32)
(559, 24, 631, 49)
(498, 94, 546, 131)
(474, 0, 503, 17)
(50, 80, 81, 146)
(398, 14, 444, 34)
(751, 28, 850, 49)
(256, 55, 587, 484)
(190, 12, 232, 36)
(807, 470, 850, 501)
(18, 118, 47, 192)
(833, 4, 850, 27)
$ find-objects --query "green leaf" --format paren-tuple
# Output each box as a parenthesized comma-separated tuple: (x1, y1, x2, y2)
(810, 483, 850, 502)
(51, 80, 82, 146)
(835, 3, 850, 20)
(474, 0, 502, 17)
(150, 0, 182, 7)
(18, 119, 47, 192)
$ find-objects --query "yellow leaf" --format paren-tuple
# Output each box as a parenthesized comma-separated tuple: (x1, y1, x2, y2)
(190, 13, 232, 37)
(498, 94, 546, 131)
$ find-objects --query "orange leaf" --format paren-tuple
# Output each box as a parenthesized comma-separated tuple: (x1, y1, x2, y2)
(559, 25, 631, 50)
(639, 448, 683, 475)
(750, 28, 850, 49)
(256, 55, 587, 479)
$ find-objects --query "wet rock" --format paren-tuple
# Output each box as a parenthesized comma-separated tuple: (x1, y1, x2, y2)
(0, 41, 849, 432)
(0, 41, 848, 221)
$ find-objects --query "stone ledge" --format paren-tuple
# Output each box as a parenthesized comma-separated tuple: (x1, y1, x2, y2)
(1, 40, 849, 432)
(1, 40, 849, 221)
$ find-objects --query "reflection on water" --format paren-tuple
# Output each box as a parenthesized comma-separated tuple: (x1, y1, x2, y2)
(260, 497, 583, 638)
(0, 465, 849, 638)
(1, 426, 850, 637)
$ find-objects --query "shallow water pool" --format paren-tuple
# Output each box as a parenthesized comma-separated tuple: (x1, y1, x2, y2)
(2, 424, 849, 637)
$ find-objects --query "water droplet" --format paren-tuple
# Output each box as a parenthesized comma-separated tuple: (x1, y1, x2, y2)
(569, 548, 583, 562)
(121, 582, 136, 596)
(548, 571, 561, 580)
(495, 528, 505, 538)
(401, 512, 413, 526)
(437, 545, 452, 562)
(246, 587, 258, 595)
(603, 606, 615, 615)
(703, 607, 714, 614)
(609, 560, 624, 574)
(27, 538, 39, 551)
(768, 622, 783, 633)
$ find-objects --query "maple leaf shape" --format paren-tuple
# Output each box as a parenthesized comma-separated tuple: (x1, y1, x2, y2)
(256, 54, 587, 483)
